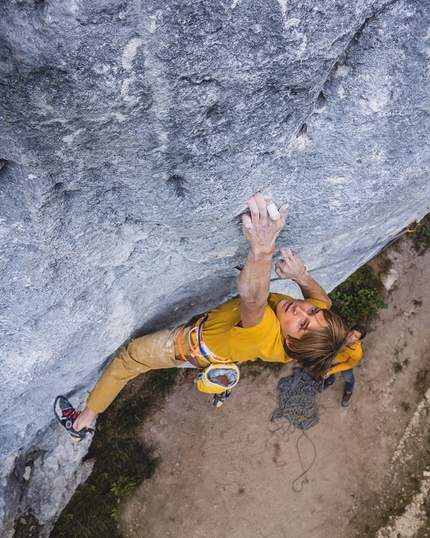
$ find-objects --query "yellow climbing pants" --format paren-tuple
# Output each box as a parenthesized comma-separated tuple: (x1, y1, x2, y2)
(86, 325, 191, 414)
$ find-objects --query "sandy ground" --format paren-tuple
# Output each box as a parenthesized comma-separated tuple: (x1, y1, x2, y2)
(120, 238, 430, 538)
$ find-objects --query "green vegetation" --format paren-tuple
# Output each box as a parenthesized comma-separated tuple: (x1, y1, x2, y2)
(328, 264, 387, 326)
(50, 369, 179, 538)
(409, 213, 430, 255)
(413, 299, 423, 308)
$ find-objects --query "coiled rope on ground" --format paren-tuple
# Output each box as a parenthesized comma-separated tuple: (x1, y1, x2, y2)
(268, 370, 325, 492)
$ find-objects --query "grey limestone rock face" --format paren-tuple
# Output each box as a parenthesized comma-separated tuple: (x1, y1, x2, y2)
(0, 0, 429, 535)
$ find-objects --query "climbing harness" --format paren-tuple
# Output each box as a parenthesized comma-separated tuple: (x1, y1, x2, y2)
(177, 315, 240, 396)
(268, 368, 322, 491)
(189, 315, 234, 366)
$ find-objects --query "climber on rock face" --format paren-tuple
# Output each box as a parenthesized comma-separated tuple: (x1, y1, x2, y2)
(55, 191, 346, 441)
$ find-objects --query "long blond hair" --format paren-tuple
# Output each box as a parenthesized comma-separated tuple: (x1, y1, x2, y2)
(284, 309, 346, 379)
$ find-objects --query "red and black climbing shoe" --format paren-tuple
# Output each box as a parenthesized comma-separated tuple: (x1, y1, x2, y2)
(54, 396, 94, 442)
(213, 390, 232, 408)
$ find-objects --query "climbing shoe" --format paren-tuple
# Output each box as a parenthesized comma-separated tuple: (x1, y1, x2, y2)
(54, 396, 94, 442)
(213, 390, 231, 408)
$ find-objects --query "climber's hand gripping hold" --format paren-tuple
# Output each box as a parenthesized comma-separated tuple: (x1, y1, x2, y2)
(275, 248, 307, 282)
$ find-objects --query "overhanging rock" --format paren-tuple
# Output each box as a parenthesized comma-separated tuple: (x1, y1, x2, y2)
(0, 0, 429, 535)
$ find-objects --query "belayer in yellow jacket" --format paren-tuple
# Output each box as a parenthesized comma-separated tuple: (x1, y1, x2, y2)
(322, 324, 367, 407)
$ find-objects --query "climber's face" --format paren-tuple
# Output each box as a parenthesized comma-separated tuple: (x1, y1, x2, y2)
(276, 299, 328, 340)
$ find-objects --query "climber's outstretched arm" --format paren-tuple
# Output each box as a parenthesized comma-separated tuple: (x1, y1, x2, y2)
(237, 192, 289, 328)
(275, 248, 332, 308)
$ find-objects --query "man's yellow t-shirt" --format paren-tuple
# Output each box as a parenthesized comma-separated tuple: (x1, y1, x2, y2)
(203, 293, 327, 364)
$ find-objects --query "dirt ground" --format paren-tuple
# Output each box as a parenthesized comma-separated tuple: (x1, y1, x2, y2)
(120, 238, 430, 538)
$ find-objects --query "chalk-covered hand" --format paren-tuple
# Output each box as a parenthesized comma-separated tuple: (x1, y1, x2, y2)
(274, 248, 307, 281)
(241, 192, 289, 255)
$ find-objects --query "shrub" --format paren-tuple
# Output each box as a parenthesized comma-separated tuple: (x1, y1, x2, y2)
(329, 265, 387, 326)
